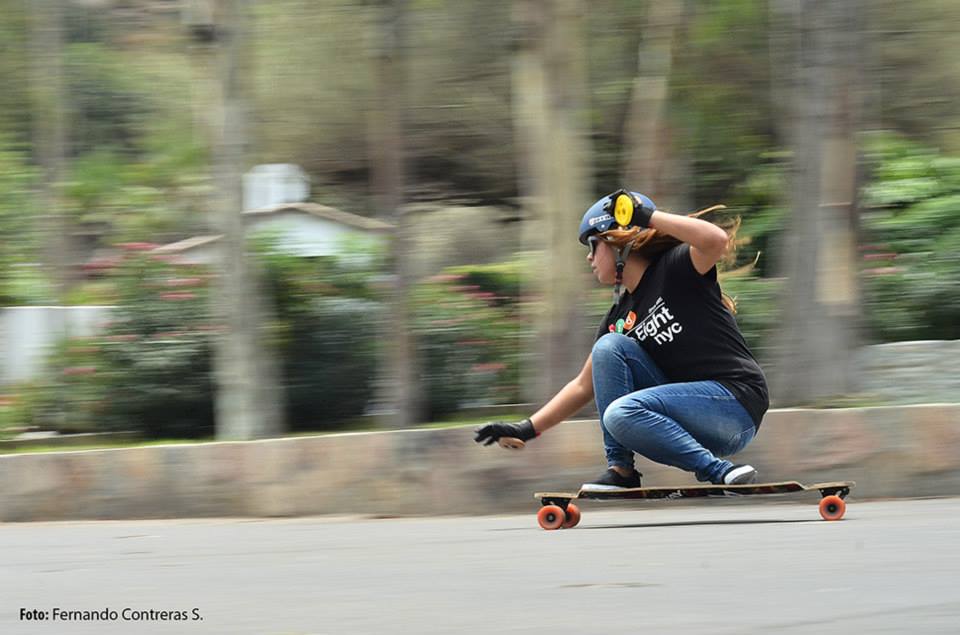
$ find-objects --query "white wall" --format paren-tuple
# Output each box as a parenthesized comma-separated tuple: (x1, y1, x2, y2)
(0, 306, 113, 385)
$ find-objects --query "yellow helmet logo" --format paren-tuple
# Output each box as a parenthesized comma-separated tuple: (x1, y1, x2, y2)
(614, 193, 634, 227)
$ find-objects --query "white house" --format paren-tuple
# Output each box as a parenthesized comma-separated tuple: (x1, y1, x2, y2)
(151, 202, 394, 264)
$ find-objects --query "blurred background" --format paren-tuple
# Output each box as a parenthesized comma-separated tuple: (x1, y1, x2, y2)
(1, 0, 958, 444)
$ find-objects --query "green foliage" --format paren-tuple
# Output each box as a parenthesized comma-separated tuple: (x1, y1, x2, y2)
(63, 140, 209, 241)
(66, 42, 150, 154)
(0, 1, 30, 145)
(0, 140, 42, 306)
(861, 134, 960, 341)
(412, 258, 530, 418)
(0, 390, 35, 440)
(726, 159, 789, 277)
(256, 238, 382, 430)
(674, 0, 775, 204)
(869, 0, 960, 152)
(721, 134, 960, 348)
(5, 0, 960, 431)
(279, 296, 380, 429)
(12, 238, 388, 437)
(443, 259, 525, 305)
(59, 37, 209, 241)
(30, 249, 218, 437)
(718, 273, 782, 364)
(704, 134, 960, 351)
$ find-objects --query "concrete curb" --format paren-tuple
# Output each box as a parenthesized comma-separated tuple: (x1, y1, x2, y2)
(1, 404, 958, 522)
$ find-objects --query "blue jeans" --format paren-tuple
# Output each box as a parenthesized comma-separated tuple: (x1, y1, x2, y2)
(591, 333, 756, 484)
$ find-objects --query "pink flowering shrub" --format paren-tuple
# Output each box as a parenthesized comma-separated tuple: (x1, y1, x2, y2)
(30, 241, 384, 437)
(22, 251, 218, 436)
(412, 259, 529, 419)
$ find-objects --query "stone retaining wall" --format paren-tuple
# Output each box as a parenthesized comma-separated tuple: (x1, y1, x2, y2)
(2, 404, 959, 522)
(855, 340, 960, 404)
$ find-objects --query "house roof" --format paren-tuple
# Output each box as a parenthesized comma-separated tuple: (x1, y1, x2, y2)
(245, 202, 394, 232)
(151, 235, 223, 254)
(151, 203, 394, 255)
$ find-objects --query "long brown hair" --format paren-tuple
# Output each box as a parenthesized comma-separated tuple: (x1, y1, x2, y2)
(598, 205, 742, 313)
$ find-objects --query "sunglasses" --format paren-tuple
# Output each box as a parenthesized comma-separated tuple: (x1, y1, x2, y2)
(587, 235, 602, 257)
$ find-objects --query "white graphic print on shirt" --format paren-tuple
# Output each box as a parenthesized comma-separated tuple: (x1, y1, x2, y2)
(628, 297, 683, 346)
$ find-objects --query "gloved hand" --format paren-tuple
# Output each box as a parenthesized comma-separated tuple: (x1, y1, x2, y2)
(608, 189, 655, 228)
(474, 418, 537, 449)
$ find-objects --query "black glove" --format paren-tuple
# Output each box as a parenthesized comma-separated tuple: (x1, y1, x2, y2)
(474, 418, 537, 448)
(608, 189, 655, 228)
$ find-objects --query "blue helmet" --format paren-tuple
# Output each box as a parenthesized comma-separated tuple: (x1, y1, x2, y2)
(578, 190, 656, 244)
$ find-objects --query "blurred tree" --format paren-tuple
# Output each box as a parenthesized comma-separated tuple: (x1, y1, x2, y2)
(0, 143, 41, 305)
(0, 1, 31, 146)
(367, 0, 423, 427)
(867, 0, 960, 152)
(769, 0, 863, 405)
(3, 0, 959, 420)
(63, 41, 150, 156)
(185, 0, 285, 439)
(30, 0, 76, 300)
(621, 0, 691, 212)
(512, 0, 593, 402)
(674, 0, 776, 206)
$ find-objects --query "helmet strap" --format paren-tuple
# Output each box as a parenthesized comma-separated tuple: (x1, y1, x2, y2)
(613, 243, 633, 301)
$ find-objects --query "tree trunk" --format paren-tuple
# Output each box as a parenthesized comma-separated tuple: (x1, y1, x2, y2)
(187, 0, 284, 439)
(512, 0, 593, 403)
(30, 0, 73, 301)
(770, 0, 863, 405)
(183, 0, 221, 148)
(368, 0, 422, 427)
(621, 0, 690, 212)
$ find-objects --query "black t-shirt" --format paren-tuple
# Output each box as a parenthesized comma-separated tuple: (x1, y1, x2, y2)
(595, 244, 769, 428)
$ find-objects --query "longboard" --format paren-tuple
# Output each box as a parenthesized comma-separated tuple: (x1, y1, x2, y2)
(533, 480, 855, 530)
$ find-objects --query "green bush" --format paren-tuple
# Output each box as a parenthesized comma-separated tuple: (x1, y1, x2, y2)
(718, 273, 782, 364)
(45, 247, 217, 437)
(716, 134, 960, 347)
(0, 140, 44, 306)
(0, 388, 43, 439)
(256, 238, 381, 430)
(412, 258, 530, 419)
(861, 134, 960, 342)
(18, 238, 386, 437)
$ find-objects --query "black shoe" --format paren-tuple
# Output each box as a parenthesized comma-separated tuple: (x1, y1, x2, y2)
(720, 464, 757, 485)
(581, 468, 643, 491)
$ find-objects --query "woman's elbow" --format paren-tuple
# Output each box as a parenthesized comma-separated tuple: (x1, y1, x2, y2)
(707, 226, 730, 256)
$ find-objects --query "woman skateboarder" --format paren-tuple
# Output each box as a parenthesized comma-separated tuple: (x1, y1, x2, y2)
(474, 189, 768, 490)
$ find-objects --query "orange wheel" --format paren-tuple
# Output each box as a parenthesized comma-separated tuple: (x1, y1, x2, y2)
(819, 495, 846, 521)
(537, 505, 565, 530)
(561, 503, 581, 529)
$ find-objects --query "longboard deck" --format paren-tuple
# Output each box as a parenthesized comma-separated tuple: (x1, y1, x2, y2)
(535, 480, 854, 502)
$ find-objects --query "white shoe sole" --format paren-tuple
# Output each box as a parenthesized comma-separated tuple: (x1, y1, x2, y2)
(723, 465, 757, 485)
(579, 483, 634, 492)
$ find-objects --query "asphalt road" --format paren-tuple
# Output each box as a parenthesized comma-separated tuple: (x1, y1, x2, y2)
(2, 497, 959, 635)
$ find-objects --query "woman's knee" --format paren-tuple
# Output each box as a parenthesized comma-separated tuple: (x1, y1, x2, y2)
(603, 394, 656, 443)
(602, 399, 626, 442)
(592, 332, 635, 361)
